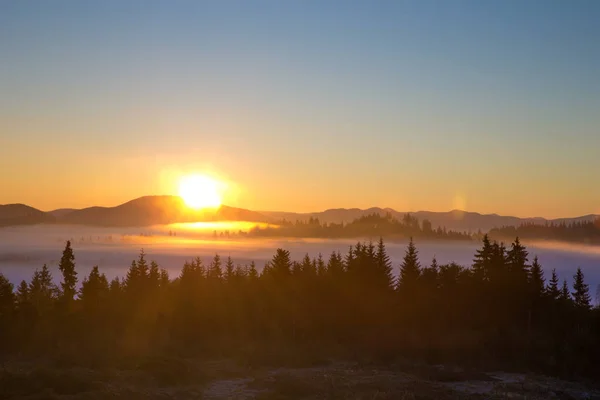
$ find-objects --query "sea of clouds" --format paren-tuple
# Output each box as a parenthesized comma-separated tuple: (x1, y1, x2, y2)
(1, 224, 600, 301)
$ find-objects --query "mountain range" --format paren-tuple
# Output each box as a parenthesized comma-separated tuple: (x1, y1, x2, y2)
(261, 208, 600, 233)
(0, 195, 597, 232)
(0, 196, 268, 228)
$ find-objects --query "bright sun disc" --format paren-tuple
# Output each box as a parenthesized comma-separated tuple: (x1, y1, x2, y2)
(178, 175, 222, 209)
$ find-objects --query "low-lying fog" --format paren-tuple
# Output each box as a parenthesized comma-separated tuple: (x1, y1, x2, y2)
(1, 224, 600, 298)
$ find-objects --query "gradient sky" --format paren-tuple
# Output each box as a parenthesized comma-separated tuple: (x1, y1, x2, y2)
(1, 0, 599, 217)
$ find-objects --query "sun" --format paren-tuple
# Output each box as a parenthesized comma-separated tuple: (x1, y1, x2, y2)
(178, 175, 222, 209)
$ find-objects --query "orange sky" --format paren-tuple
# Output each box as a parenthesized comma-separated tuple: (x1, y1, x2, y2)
(1, 146, 597, 219)
(2, 2, 599, 219)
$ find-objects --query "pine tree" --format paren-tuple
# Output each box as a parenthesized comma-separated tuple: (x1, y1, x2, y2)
(300, 254, 315, 276)
(16, 280, 29, 307)
(529, 256, 545, 298)
(29, 264, 57, 315)
(270, 248, 292, 279)
(431, 256, 439, 271)
(80, 266, 109, 311)
(109, 277, 122, 295)
(125, 260, 139, 292)
(0, 273, 14, 357)
(208, 254, 223, 280)
(366, 240, 376, 263)
(316, 253, 326, 277)
(136, 249, 149, 279)
(572, 267, 591, 310)
(327, 251, 344, 278)
(292, 261, 302, 276)
(397, 237, 421, 292)
(149, 261, 161, 290)
(489, 241, 507, 283)
(472, 234, 493, 281)
(560, 279, 571, 302)
(159, 269, 170, 289)
(0, 273, 15, 318)
(198, 257, 207, 277)
(547, 269, 560, 300)
(248, 261, 259, 280)
(58, 240, 77, 303)
(506, 237, 529, 284)
(344, 246, 355, 272)
(420, 257, 439, 290)
(234, 264, 247, 279)
(225, 256, 235, 283)
(375, 237, 394, 290)
(261, 261, 271, 277)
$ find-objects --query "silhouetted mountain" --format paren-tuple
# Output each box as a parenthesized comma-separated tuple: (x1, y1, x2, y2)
(58, 195, 270, 227)
(48, 208, 78, 218)
(262, 208, 599, 232)
(0, 204, 55, 227)
(2, 198, 598, 231)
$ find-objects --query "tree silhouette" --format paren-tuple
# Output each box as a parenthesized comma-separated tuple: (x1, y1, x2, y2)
(529, 256, 545, 298)
(80, 266, 109, 313)
(548, 269, 561, 300)
(397, 237, 421, 293)
(15, 280, 29, 307)
(375, 237, 394, 290)
(248, 261, 259, 280)
(2, 237, 600, 379)
(506, 237, 529, 284)
(472, 234, 492, 281)
(208, 254, 223, 280)
(572, 267, 591, 310)
(225, 256, 235, 283)
(560, 280, 571, 302)
(270, 248, 292, 278)
(58, 240, 77, 304)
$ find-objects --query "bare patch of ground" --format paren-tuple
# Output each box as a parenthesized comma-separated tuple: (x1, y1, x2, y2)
(2, 358, 599, 399)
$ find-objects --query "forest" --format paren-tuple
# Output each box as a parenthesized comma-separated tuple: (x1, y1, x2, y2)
(248, 213, 472, 240)
(0, 234, 599, 384)
(490, 219, 600, 244)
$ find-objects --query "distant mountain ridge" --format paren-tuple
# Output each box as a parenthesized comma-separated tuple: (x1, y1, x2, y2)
(0, 196, 270, 227)
(58, 196, 271, 227)
(261, 208, 600, 233)
(0, 197, 598, 231)
(0, 204, 55, 227)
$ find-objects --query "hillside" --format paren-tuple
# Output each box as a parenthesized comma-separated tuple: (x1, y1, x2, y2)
(48, 208, 78, 218)
(262, 208, 599, 232)
(2, 198, 598, 231)
(0, 204, 55, 227)
(58, 195, 271, 227)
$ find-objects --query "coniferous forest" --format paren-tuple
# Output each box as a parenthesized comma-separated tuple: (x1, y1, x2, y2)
(1, 235, 599, 384)
(249, 213, 472, 240)
(490, 219, 600, 244)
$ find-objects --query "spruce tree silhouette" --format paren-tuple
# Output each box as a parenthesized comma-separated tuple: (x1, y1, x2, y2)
(472, 234, 492, 281)
(572, 268, 591, 310)
(548, 269, 561, 300)
(397, 237, 421, 293)
(58, 240, 77, 304)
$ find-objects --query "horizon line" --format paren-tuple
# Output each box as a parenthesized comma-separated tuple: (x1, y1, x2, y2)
(1, 194, 598, 222)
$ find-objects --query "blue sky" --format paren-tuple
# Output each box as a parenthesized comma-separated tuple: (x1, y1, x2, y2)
(1, 0, 599, 217)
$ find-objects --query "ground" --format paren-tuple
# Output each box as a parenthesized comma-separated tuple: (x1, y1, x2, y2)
(1, 358, 599, 399)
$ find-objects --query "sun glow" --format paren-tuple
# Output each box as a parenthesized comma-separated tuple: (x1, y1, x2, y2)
(178, 175, 222, 209)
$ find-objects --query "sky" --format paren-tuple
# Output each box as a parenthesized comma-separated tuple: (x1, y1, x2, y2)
(1, 0, 599, 218)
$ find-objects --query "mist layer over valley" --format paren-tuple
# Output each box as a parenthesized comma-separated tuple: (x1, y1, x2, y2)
(2, 224, 600, 294)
